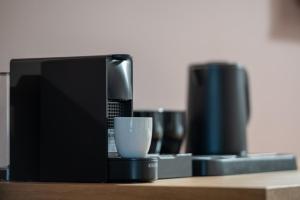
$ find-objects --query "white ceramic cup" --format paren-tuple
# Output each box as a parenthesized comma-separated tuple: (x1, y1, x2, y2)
(114, 117, 152, 158)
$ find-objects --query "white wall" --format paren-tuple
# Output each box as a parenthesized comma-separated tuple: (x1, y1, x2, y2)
(1, 0, 300, 156)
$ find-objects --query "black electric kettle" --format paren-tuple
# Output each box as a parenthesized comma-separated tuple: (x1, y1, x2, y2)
(186, 62, 250, 156)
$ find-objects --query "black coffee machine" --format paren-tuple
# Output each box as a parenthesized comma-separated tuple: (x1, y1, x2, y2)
(8, 54, 157, 182)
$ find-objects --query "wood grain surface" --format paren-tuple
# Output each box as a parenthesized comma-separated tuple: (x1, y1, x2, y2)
(1, 171, 300, 200)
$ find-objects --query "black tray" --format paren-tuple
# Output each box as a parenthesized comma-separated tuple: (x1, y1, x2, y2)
(193, 153, 297, 176)
(156, 154, 192, 179)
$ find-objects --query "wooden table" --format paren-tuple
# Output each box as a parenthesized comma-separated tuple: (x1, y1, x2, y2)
(1, 170, 300, 200)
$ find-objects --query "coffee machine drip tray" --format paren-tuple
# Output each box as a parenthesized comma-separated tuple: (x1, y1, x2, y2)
(108, 154, 193, 182)
(108, 157, 158, 183)
(192, 153, 297, 176)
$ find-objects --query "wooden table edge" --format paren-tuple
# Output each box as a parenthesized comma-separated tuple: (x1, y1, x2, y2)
(0, 181, 267, 200)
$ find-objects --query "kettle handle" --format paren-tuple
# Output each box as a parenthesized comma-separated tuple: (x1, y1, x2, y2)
(0, 72, 10, 169)
(243, 68, 251, 123)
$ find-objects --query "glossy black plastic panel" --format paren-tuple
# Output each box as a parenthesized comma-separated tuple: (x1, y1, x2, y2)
(9, 55, 133, 182)
(40, 56, 108, 182)
(10, 58, 46, 181)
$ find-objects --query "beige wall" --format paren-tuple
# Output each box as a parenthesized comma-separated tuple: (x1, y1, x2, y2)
(1, 0, 300, 156)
